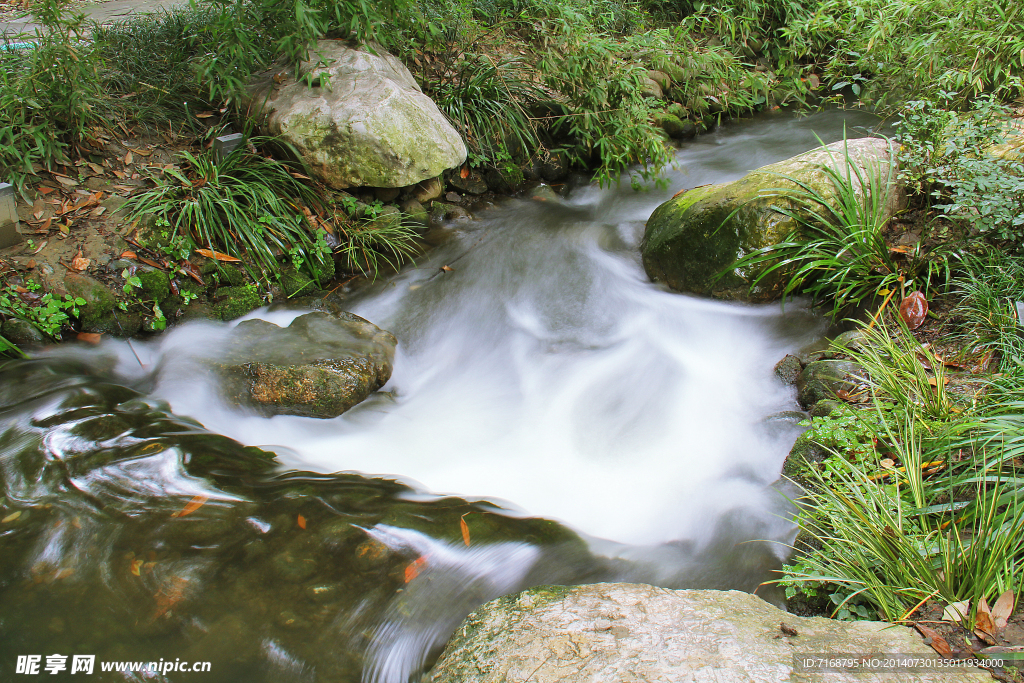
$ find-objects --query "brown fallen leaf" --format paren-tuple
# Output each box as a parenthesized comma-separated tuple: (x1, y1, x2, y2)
(32, 240, 48, 254)
(915, 623, 954, 657)
(900, 291, 929, 330)
(32, 210, 44, 220)
(195, 248, 242, 262)
(172, 495, 209, 518)
(123, 151, 133, 165)
(37, 186, 55, 195)
(113, 170, 126, 179)
(121, 250, 137, 259)
(780, 622, 799, 637)
(91, 206, 106, 218)
(993, 589, 1014, 630)
(460, 514, 470, 546)
(130, 559, 143, 576)
(71, 249, 91, 271)
(975, 596, 998, 645)
(195, 111, 214, 119)
(26, 259, 36, 269)
(76, 332, 102, 344)
(889, 245, 917, 254)
(440, 265, 453, 273)
(127, 147, 151, 156)
(460, 166, 469, 179)
(297, 514, 306, 529)
(139, 256, 163, 269)
(87, 162, 104, 174)
(53, 174, 78, 187)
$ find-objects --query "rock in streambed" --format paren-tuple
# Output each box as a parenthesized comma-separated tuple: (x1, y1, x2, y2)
(431, 584, 990, 682)
(218, 311, 396, 418)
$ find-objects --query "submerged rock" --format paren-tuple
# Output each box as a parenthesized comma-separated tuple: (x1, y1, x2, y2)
(247, 41, 467, 189)
(796, 359, 868, 408)
(641, 137, 901, 302)
(218, 311, 396, 418)
(431, 584, 989, 682)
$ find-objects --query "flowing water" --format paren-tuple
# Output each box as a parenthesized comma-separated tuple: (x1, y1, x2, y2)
(0, 109, 880, 682)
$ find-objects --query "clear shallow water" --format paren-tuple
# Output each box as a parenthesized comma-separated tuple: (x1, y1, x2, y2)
(0, 109, 879, 682)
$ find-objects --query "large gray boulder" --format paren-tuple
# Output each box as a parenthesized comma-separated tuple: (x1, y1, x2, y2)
(641, 137, 901, 302)
(247, 41, 467, 189)
(218, 310, 395, 418)
(432, 584, 989, 683)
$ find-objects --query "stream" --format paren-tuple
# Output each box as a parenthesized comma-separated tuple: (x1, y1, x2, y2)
(0, 109, 880, 682)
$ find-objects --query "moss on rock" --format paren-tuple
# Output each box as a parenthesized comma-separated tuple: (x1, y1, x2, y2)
(213, 285, 263, 321)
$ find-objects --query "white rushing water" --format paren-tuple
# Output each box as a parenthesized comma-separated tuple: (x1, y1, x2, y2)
(98, 110, 877, 551)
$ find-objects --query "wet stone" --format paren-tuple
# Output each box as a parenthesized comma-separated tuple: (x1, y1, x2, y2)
(796, 360, 868, 408)
(773, 354, 802, 385)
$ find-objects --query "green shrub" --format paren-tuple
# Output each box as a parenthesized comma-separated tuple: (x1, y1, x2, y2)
(427, 54, 545, 161)
(0, 0, 105, 199)
(898, 98, 1024, 246)
(785, 0, 1024, 105)
(952, 251, 1024, 372)
(125, 138, 329, 280)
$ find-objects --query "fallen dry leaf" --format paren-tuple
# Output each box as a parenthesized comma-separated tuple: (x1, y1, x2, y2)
(121, 250, 137, 259)
(91, 206, 106, 218)
(130, 559, 143, 576)
(76, 332, 102, 344)
(460, 514, 470, 546)
(195, 248, 242, 262)
(297, 514, 306, 530)
(404, 556, 427, 583)
(900, 291, 929, 330)
(460, 166, 469, 179)
(915, 623, 953, 657)
(37, 186, 55, 195)
(124, 151, 133, 165)
(53, 175, 78, 188)
(127, 147, 151, 157)
(2, 511, 21, 523)
(139, 256, 163, 269)
(943, 600, 970, 622)
(993, 590, 1014, 630)
(172, 495, 209, 518)
(440, 265, 453, 273)
(32, 240, 48, 254)
(71, 249, 91, 271)
(87, 162, 104, 174)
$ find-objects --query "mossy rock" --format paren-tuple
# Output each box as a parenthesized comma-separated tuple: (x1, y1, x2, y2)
(200, 261, 247, 286)
(217, 311, 397, 418)
(136, 269, 171, 303)
(212, 285, 263, 321)
(280, 268, 316, 298)
(654, 112, 696, 140)
(640, 138, 901, 302)
(64, 273, 117, 334)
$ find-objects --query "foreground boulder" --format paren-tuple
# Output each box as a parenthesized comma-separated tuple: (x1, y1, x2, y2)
(432, 584, 989, 682)
(641, 137, 901, 302)
(247, 41, 467, 189)
(218, 311, 395, 418)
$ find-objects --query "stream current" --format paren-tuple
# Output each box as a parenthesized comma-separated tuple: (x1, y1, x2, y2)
(0, 109, 879, 682)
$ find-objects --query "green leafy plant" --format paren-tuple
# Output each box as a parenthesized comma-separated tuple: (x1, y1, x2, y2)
(898, 98, 1024, 246)
(124, 138, 327, 280)
(952, 251, 1024, 372)
(0, 0, 106, 198)
(0, 280, 86, 338)
(428, 54, 545, 161)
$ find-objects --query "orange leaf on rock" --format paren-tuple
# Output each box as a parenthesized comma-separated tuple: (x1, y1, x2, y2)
(297, 514, 306, 529)
(130, 559, 143, 576)
(195, 248, 242, 262)
(460, 515, 470, 546)
(899, 291, 929, 330)
(71, 249, 91, 271)
(77, 332, 102, 344)
(172, 495, 209, 518)
(460, 166, 469, 179)
(121, 250, 137, 259)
